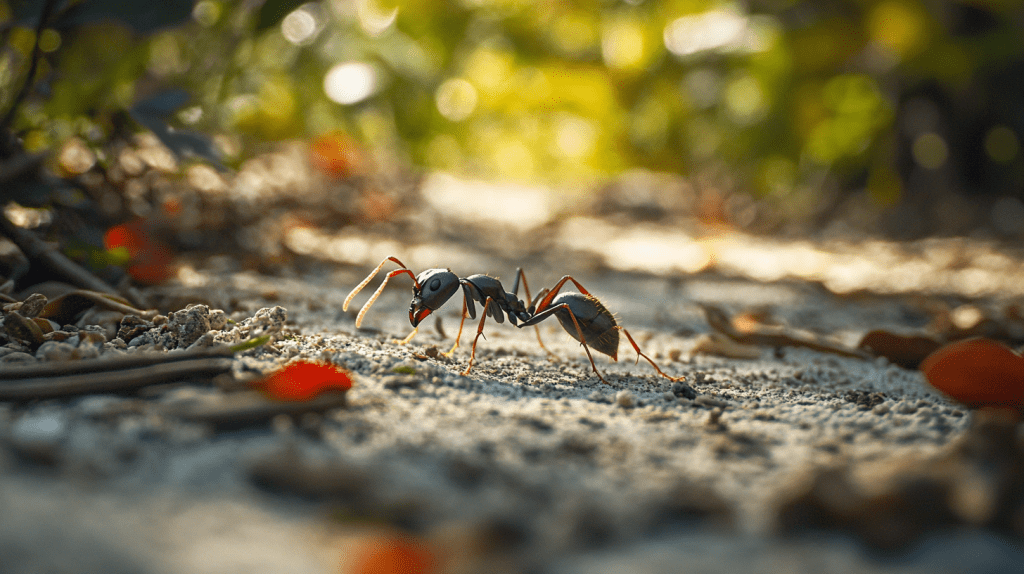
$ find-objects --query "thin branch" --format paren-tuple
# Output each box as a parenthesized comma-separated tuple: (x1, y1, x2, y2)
(0, 211, 126, 300)
(0, 355, 235, 401)
(0, 346, 234, 380)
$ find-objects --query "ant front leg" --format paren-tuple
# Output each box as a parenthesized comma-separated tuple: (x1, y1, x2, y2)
(462, 296, 497, 376)
(444, 296, 469, 357)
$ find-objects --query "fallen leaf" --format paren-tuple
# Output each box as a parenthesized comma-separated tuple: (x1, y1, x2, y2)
(858, 330, 942, 369)
(349, 534, 436, 574)
(254, 361, 354, 402)
(40, 289, 151, 324)
(920, 338, 1024, 410)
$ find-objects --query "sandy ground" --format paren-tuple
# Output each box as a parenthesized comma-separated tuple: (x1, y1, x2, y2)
(3, 213, 1024, 572)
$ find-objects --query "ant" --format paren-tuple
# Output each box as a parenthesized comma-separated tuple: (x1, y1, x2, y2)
(343, 257, 684, 384)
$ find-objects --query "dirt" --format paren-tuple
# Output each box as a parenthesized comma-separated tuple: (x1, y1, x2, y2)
(3, 196, 1024, 572)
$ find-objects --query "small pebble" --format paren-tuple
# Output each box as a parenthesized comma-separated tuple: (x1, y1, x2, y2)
(208, 309, 229, 330)
(663, 391, 676, 402)
(872, 403, 890, 415)
(0, 352, 35, 363)
(616, 390, 636, 408)
(35, 341, 75, 361)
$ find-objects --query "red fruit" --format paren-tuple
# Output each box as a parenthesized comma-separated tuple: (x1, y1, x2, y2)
(920, 337, 1024, 410)
(255, 361, 353, 402)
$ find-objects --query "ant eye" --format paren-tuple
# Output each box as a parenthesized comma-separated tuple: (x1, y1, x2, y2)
(429, 278, 441, 291)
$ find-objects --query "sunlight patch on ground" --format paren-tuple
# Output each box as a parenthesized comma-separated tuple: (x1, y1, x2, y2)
(557, 219, 1024, 297)
(420, 172, 557, 231)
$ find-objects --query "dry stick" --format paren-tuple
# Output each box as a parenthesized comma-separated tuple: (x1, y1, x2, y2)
(0, 347, 234, 380)
(0, 212, 131, 302)
(700, 303, 870, 360)
(0, 355, 235, 401)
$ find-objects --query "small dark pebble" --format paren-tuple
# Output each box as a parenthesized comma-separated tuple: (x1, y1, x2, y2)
(672, 381, 697, 400)
(117, 315, 152, 343)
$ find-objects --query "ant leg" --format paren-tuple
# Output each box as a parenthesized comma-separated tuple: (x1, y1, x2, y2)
(532, 275, 592, 312)
(462, 297, 496, 376)
(520, 303, 607, 384)
(618, 327, 686, 382)
(512, 268, 559, 362)
(355, 268, 418, 328)
(395, 326, 419, 345)
(343, 257, 416, 312)
(444, 296, 469, 357)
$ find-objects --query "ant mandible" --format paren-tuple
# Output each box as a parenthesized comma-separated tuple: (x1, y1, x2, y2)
(343, 257, 684, 384)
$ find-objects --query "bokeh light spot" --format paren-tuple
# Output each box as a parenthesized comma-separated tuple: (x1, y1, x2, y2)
(869, 0, 928, 60)
(602, 16, 646, 70)
(324, 62, 379, 105)
(664, 9, 748, 57)
(912, 132, 948, 170)
(435, 78, 477, 121)
(281, 6, 319, 46)
(723, 74, 765, 125)
(192, 0, 221, 27)
(357, 0, 399, 37)
(554, 113, 597, 159)
(985, 125, 1019, 164)
(38, 29, 60, 53)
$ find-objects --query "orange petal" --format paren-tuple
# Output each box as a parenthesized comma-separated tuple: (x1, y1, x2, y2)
(920, 337, 1024, 409)
(254, 361, 353, 402)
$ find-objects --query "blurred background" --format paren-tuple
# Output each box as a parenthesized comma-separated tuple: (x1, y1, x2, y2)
(2, 0, 1024, 289)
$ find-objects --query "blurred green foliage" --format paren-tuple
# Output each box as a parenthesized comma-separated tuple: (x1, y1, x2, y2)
(3, 0, 1024, 207)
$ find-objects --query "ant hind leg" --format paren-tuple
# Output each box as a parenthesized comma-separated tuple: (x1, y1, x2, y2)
(618, 327, 685, 382)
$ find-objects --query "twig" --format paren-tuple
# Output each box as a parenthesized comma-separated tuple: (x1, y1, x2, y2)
(0, 354, 235, 401)
(700, 303, 870, 360)
(0, 0, 59, 137)
(0, 346, 234, 380)
(0, 211, 126, 300)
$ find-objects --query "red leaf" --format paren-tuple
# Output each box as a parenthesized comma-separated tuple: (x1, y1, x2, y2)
(254, 361, 353, 402)
(920, 337, 1024, 410)
(351, 534, 436, 574)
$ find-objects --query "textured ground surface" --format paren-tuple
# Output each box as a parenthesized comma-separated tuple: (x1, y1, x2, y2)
(3, 214, 1024, 572)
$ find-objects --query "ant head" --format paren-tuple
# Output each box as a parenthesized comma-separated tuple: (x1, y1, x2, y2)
(409, 268, 459, 326)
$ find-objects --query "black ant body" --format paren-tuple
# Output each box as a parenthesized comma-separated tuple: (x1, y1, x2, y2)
(343, 257, 684, 384)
